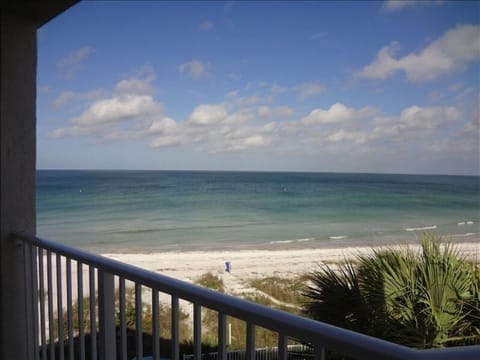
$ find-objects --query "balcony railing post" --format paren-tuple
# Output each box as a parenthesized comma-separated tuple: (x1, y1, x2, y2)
(98, 270, 116, 360)
(24, 242, 39, 360)
(171, 296, 180, 360)
(246, 322, 256, 360)
(193, 304, 202, 360)
(315, 345, 326, 360)
(217, 313, 227, 360)
(277, 334, 287, 360)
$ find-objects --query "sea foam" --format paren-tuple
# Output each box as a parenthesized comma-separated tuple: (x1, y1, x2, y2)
(450, 233, 476, 238)
(269, 238, 314, 244)
(458, 221, 475, 225)
(404, 225, 437, 231)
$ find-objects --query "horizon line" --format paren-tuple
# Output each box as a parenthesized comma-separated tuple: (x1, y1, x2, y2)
(35, 168, 480, 177)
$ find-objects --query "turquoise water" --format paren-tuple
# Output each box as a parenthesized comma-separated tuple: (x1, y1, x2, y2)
(37, 170, 480, 252)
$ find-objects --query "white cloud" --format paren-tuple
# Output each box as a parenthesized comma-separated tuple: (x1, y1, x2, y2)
(149, 135, 186, 148)
(224, 89, 273, 108)
(301, 103, 378, 125)
(147, 117, 177, 135)
(49, 66, 161, 138)
(275, 103, 464, 163)
(200, 20, 214, 32)
(371, 105, 461, 139)
(115, 79, 154, 95)
(358, 24, 480, 82)
(115, 65, 156, 95)
(235, 135, 270, 149)
(51, 89, 105, 108)
(382, 0, 443, 13)
(257, 106, 294, 118)
(147, 103, 272, 152)
(178, 59, 210, 79)
(49, 125, 93, 139)
(188, 104, 228, 125)
(52, 66, 155, 110)
(57, 46, 95, 78)
(294, 82, 325, 100)
(71, 95, 161, 127)
(432, 117, 479, 154)
(51, 91, 75, 108)
(49, 70, 474, 171)
(327, 130, 367, 144)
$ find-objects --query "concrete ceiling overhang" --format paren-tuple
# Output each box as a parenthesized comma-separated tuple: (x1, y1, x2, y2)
(1, 1, 79, 28)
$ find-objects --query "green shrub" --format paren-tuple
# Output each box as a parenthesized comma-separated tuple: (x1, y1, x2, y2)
(195, 272, 225, 293)
(302, 234, 480, 348)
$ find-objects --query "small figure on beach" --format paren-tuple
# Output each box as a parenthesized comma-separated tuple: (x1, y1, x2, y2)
(224, 261, 231, 273)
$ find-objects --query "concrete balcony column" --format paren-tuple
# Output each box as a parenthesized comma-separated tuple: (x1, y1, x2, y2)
(0, 10, 37, 360)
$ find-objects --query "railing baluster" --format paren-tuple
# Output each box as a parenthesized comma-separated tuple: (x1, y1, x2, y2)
(193, 304, 202, 360)
(89, 266, 97, 360)
(217, 313, 227, 360)
(30, 244, 40, 360)
(152, 289, 160, 360)
(47, 251, 55, 360)
(315, 345, 326, 360)
(119, 277, 127, 360)
(56, 254, 64, 360)
(98, 270, 116, 360)
(38, 248, 47, 360)
(171, 296, 180, 360)
(136, 282, 143, 360)
(77, 261, 85, 360)
(246, 322, 255, 360)
(277, 334, 287, 360)
(66, 258, 74, 360)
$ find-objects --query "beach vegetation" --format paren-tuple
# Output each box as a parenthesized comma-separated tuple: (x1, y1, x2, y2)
(302, 234, 480, 348)
(194, 272, 225, 293)
(51, 286, 192, 358)
(249, 275, 306, 307)
(241, 292, 275, 306)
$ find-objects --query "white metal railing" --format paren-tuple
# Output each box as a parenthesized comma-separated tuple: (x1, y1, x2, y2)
(16, 232, 480, 360)
(183, 344, 314, 360)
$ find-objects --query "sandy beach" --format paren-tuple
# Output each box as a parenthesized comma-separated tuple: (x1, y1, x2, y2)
(102, 241, 480, 298)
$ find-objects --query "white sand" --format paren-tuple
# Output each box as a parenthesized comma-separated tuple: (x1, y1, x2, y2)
(102, 241, 480, 298)
(40, 242, 479, 303)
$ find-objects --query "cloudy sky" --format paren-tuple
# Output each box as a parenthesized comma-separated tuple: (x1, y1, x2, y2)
(37, 1, 479, 175)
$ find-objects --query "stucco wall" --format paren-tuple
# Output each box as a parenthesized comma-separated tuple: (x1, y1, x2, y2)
(0, 10, 37, 359)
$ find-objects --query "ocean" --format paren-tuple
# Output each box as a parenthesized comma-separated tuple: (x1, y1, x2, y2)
(37, 170, 480, 253)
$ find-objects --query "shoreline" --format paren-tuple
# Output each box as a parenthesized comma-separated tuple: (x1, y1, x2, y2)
(79, 232, 480, 255)
(101, 241, 480, 284)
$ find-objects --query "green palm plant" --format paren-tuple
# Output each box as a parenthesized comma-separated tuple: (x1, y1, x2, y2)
(302, 235, 480, 348)
(302, 261, 372, 334)
(358, 247, 422, 344)
(414, 237, 473, 347)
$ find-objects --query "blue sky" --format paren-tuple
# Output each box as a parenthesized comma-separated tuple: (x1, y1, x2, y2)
(37, 1, 480, 175)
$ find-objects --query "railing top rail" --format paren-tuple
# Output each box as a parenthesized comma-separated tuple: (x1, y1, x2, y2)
(15, 231, 480, 360)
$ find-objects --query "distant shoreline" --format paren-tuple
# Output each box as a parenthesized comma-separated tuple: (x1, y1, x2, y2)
(36, 168, 480, 178)
(74, 234, 479, 255)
